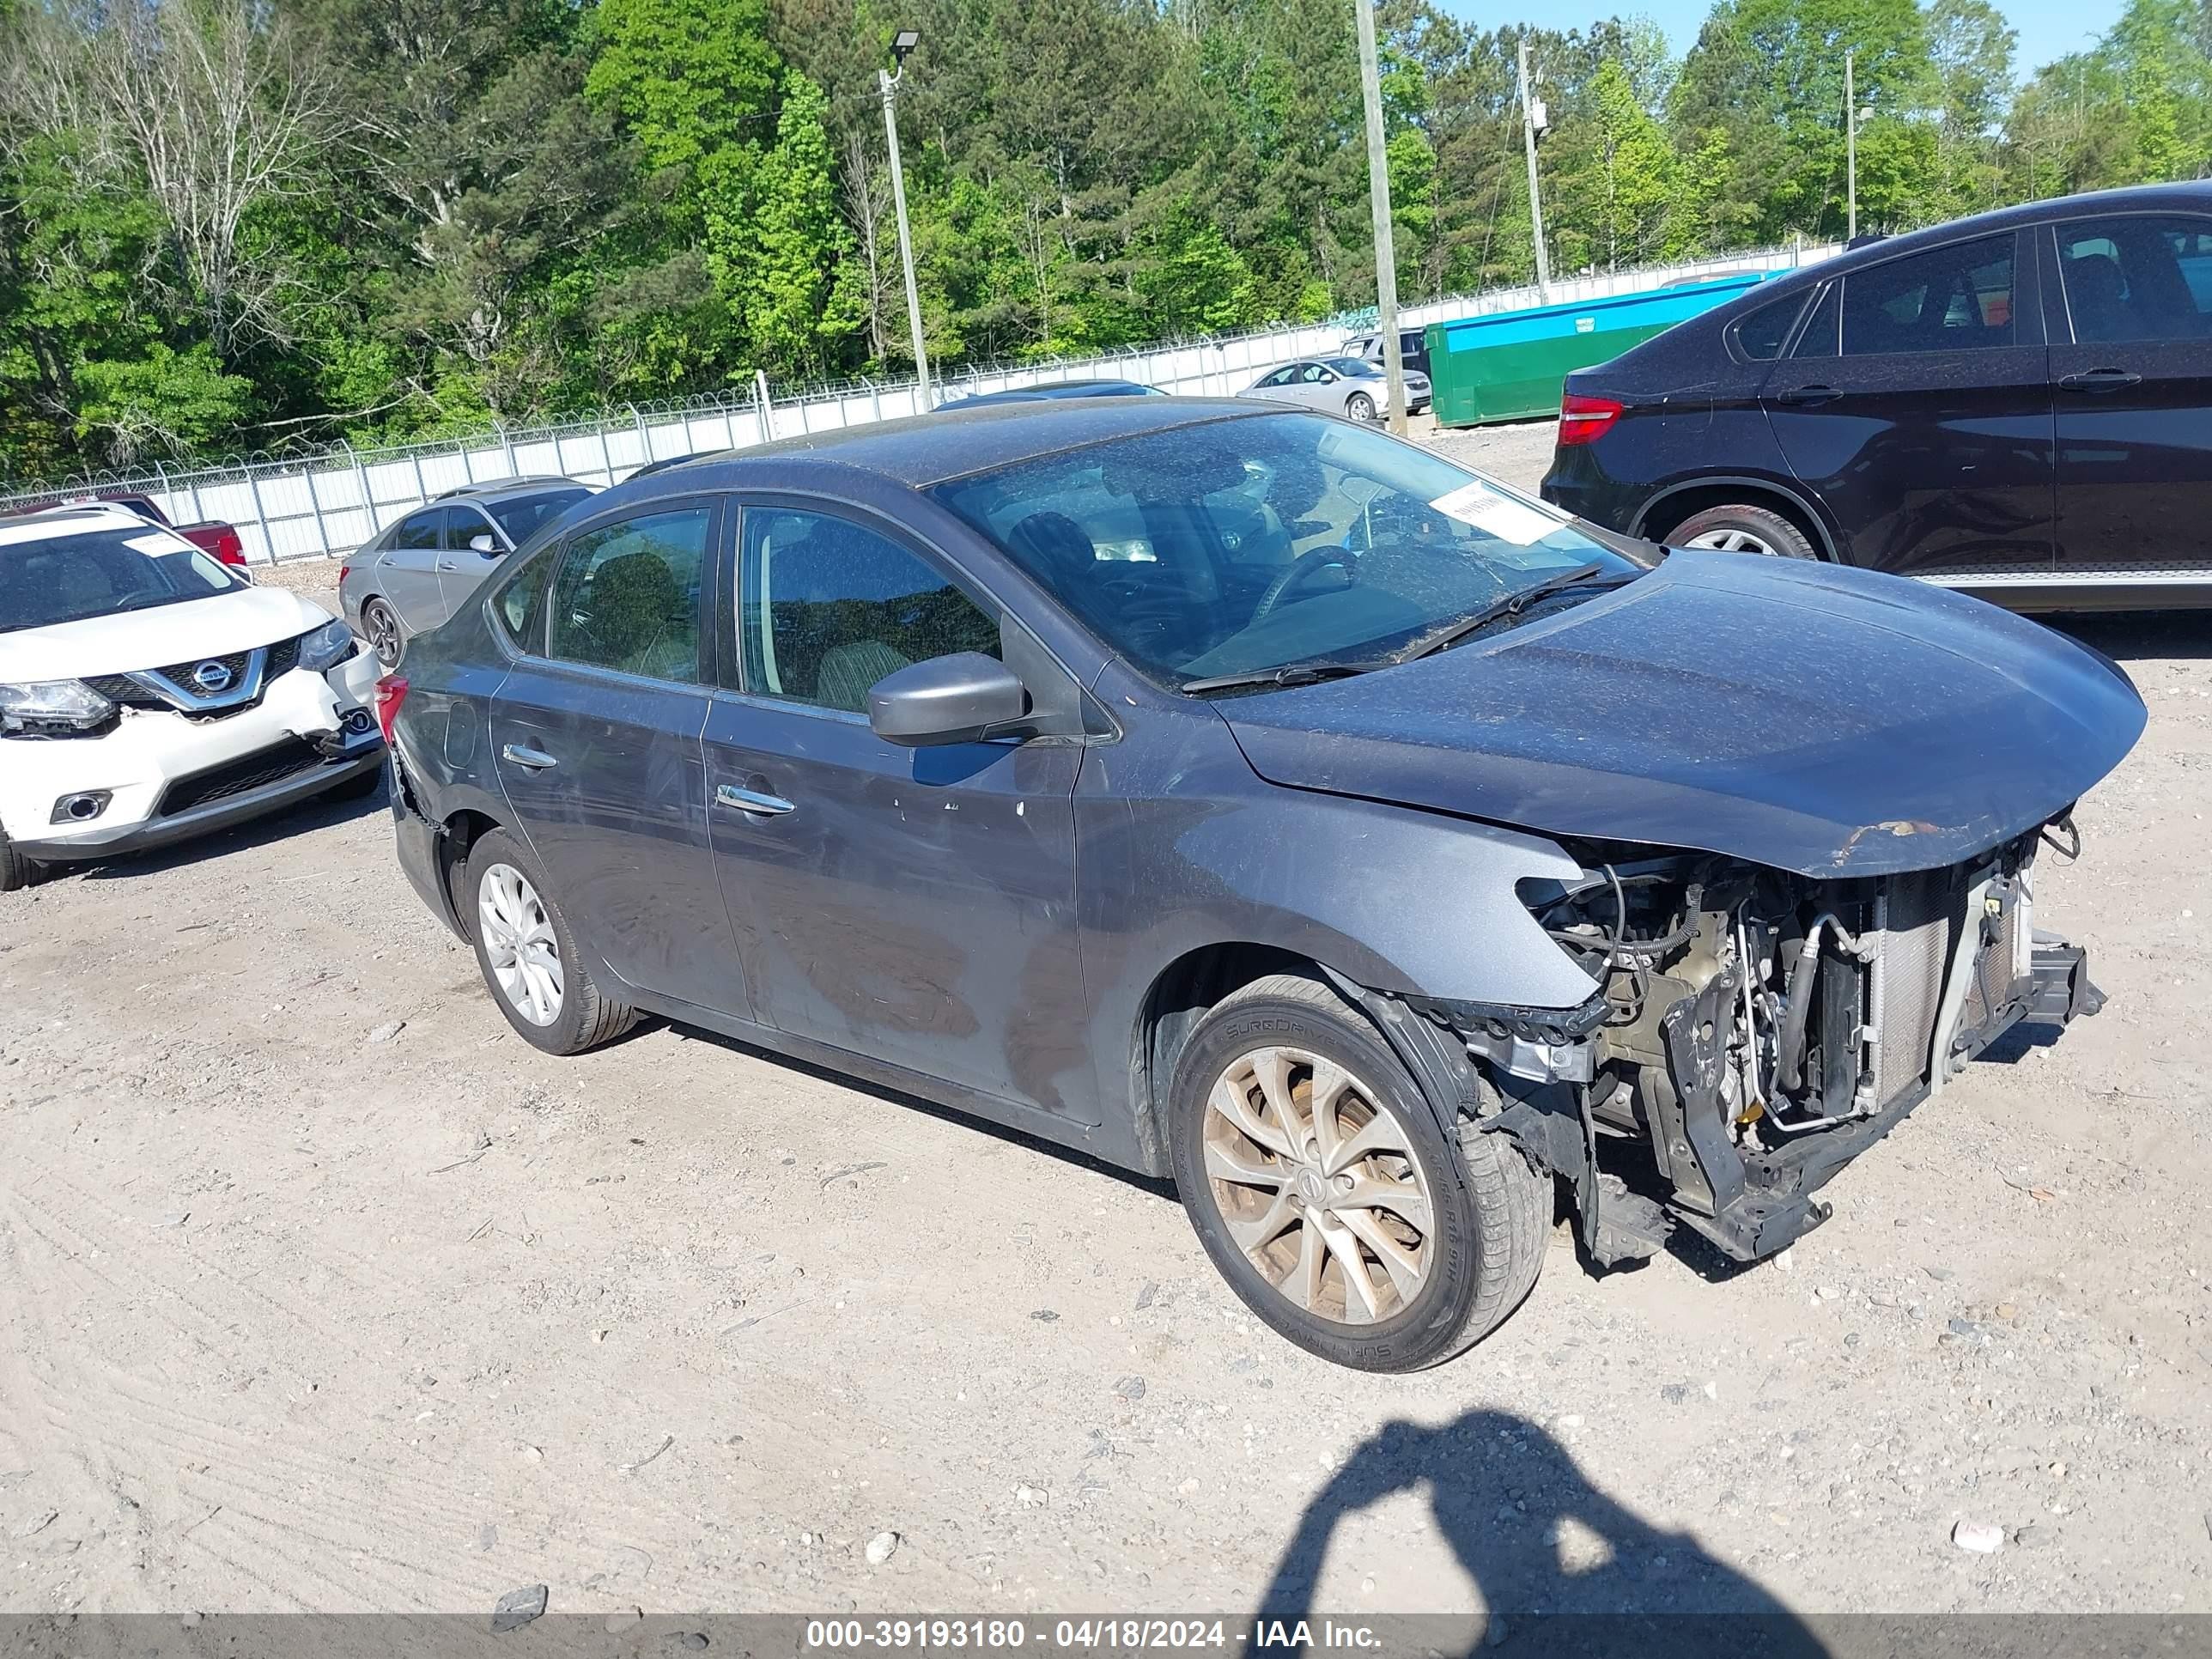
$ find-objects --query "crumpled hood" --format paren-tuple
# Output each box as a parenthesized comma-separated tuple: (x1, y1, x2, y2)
(0, 584, 331, 682)
(1218, 550, 2147, 878)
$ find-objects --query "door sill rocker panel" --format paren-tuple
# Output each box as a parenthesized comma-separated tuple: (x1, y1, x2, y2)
(626, 987, 1116, 1145)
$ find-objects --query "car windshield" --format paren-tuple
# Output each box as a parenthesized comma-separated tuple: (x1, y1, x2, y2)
(0, 525, 241, 633)
(488, 488, 590, 544)
(1328, 357, 1382, 377)
(931, 413, 1643, 685)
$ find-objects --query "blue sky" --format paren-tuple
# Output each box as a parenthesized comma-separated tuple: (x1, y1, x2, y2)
(1443, 0, 2124, 76)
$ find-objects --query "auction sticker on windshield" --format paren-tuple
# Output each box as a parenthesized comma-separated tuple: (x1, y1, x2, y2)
(125, 531, 198, 556)
(1429, 480, 1565, 544)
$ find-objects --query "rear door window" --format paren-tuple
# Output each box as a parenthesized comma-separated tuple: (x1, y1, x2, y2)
(545, 505, 714, 684)
(1791, 284, 1841, 358)
(1841, 234, 2016, 355)
(392, 509, 445, 551)
(2056, 214, 2212, 343)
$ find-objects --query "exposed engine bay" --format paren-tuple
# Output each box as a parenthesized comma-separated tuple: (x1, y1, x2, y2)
(1417, 816, 2103, 1265)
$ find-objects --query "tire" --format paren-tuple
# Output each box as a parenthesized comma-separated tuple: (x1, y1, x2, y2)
(1167, 972, 1547, 1371)
(1344, 392, 1377, 422)
(464, 827, 637, 1055)
(1664, 502, 1817, 559)
(322, 763, 384, 803)
(362, 598, 404, 669)
(0, 828, 28, 894)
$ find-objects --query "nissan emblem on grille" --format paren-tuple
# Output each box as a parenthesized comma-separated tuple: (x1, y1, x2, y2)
(192, 660, 234, 694)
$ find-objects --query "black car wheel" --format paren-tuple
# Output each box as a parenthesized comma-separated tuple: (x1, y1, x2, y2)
(1666, 503, 1817, 559)
(322, 764, 384, 803)
(0, 828, 30, 894)
(1168, 972, 1548, 1371)
(362, 599, 404, 668)
(465, 827, 638, 1055)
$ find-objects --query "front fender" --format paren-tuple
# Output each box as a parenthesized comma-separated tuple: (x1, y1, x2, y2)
(1072, 690, 1599, 1171)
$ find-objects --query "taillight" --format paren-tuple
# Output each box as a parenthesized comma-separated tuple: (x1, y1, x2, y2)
(1557, 392, 1624, 447)
(374, 675, 409, 744)
(213, 526, 246, 565)
(337, 563, 350, 585)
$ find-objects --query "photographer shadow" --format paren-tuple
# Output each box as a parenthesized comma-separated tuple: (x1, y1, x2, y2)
(1248, 1411, 1826, 1658)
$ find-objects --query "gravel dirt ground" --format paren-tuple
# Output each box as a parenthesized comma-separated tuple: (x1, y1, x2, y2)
(3, 421, 2209, 1626)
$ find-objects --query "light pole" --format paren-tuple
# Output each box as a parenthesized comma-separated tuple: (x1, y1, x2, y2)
(880, 28, 930, 411)
(1516, 38, 1552, 302)
(1352, 0, 1407, 434)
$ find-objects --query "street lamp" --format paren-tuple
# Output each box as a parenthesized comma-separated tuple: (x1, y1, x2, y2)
(880, 28, 930, 410)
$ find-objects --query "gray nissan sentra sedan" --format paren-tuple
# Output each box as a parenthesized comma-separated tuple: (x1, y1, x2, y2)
(378, 398, 2144, 1371)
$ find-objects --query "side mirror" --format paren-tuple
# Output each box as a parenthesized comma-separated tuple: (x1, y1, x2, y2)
(867, 653, 1029, 747)
(470, 532, 501, 556)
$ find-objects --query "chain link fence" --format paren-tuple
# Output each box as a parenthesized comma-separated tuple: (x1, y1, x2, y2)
(0, 245, 1832, 564)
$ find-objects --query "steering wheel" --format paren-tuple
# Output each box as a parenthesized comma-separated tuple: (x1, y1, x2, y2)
(1085, 568, 1191, 657)
(1253, 545, 1357, 623)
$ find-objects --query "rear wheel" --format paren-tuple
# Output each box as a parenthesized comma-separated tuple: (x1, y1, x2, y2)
(1344, 392, 1377, 422)
(465, 827, 637, 1055)
(1665, 502, 1817, 559)
(1168, 972, 1547, 1371)
(362, 599, 404, 668)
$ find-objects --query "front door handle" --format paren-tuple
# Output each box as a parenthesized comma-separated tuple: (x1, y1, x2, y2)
(1771, 383, 1840, 407)
(435, 559, 459, 572)
(501, 743, 558, 771)
(2058, 367, 2142, 392)
(715, 782, 795, 816)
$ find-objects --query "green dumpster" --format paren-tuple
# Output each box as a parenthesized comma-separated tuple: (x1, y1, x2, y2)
(1426, 273, 1774, 427)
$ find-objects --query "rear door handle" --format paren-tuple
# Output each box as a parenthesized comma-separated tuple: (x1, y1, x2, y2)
(2058, 367, 2142, 392)
(435, 559, 459, 572)
(715, 782, 795, 816)
(1771, 383, 1840, 407)
(501, 743, 558, 771)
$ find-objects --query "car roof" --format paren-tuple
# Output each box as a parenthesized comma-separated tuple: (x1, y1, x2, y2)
(433, 476, 587, 503)
(600, 397, 1279, 497)
(0, 504, 154, 547)
(1771, 180, 2212, 293)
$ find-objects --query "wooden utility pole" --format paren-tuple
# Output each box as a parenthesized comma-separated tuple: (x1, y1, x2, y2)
(1353, 0, 1408, 434)
(1517, 39, 1552, 302)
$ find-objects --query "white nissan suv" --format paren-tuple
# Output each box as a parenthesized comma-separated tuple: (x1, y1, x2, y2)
(0, 506, 384, 890)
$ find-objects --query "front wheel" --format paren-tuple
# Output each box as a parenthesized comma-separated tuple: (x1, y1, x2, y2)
(322, 763, 384, 803)
(465, 828, 638, 1055)
(1665, 503, 1816, 559)
(0, 828, 31, 894)
(1168, 973, 1548, 1371)
(1344, 392, 1377, 422)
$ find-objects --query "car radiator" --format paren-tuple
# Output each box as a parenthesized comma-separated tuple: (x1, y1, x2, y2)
(1871, 869, 1968, 1108)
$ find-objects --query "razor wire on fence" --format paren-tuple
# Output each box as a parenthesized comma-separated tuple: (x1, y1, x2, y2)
(0, 244, 1833, 565)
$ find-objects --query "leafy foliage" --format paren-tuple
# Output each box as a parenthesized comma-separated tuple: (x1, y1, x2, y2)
(2, 0, 2209, 480)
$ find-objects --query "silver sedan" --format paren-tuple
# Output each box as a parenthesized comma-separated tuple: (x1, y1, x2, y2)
(1242, 356, 1431, 421)
(339, 477, 592, 667)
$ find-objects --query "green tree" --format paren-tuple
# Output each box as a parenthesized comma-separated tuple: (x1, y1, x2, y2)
(586, 0, 781, 173)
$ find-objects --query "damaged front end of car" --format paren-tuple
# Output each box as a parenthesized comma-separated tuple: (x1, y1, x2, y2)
(1407, 816, 2101, 1268)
